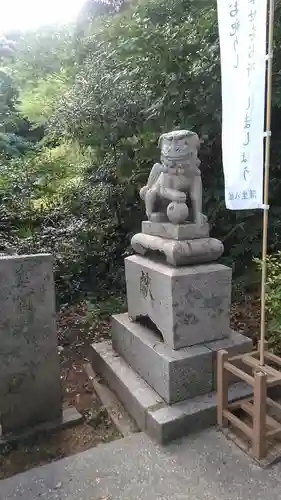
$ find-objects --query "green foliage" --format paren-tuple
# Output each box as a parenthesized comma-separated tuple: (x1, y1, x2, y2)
(79, 0, 127, 21)
(15, 172, 142, 303)
(52, 0, 281, 279)
(85, 294, 127, 324)
(2, 0, 281, 308)
(55, 0, 220, 147)
(8, 28, 75, 86)
(0, 141, 88, 220)
(0, 65, 30, 159)
(0, 36, 38, 159)
(6, 27, 76, 137)
(0, 132, 32, 158)
(0, 69, 18, 129)
(255, 253, 281, 354)
(19, 72, 71, 126)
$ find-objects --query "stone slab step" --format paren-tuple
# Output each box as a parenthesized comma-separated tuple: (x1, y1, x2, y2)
(90, 341, 253, 444)
(90, 341, 164, 431)
(84, 362, 139, 437)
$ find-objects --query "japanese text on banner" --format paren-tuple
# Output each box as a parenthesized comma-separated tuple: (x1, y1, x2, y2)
(217, 0, 267, 210)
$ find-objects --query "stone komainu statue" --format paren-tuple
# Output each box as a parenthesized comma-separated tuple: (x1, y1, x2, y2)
(140, 130, 206, 226)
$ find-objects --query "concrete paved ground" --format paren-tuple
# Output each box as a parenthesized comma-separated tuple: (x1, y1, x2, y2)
(1, 428, 281, 500)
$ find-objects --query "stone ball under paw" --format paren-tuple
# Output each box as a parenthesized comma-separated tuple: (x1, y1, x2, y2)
(167, 202, 189, 224)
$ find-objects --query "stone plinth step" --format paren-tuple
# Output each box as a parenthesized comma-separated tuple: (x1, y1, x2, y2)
(90, 341, 253, 444)
(112, 313, 213, 404)
(131, 233, 224, 267)
(142, 220, 210, 240)
(112, 314, 252, 403)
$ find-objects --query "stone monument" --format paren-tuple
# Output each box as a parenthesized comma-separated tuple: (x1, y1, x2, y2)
(0, 254, 81, 443)
(90, 130, 253, 443)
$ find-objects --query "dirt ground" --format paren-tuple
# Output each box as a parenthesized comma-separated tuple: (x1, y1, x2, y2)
(230, 291, 260, 344)
(0, 294, 260, 480)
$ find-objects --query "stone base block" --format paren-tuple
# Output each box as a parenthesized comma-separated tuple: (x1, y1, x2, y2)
(125, 255, 231, 349)
(131, 233, 224, 267)
(112, 313, 212, 404)
(142, 221, 210, 240)
(90, 341, 253, 444)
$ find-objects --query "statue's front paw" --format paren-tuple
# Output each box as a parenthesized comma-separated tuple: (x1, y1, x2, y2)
(175, 191, 186, 203)
(150, 212, 169, 222)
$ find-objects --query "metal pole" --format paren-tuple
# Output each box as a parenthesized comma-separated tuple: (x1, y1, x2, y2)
(260, 0, 275, 366)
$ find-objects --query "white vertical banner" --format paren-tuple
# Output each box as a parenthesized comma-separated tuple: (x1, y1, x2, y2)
(217, 0, 267, 210)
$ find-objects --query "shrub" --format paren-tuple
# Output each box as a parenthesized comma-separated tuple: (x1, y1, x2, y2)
(51, 0, 281, 282)
(255, 253, 281, 354)
(4, 0, 281, 308)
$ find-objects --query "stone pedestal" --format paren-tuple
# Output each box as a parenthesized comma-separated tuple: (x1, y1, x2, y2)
(90, 215, 252, 443)
(91, 254, 253, 442)
(125, 255, 231, 349)
(90, 330, 253, 443)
